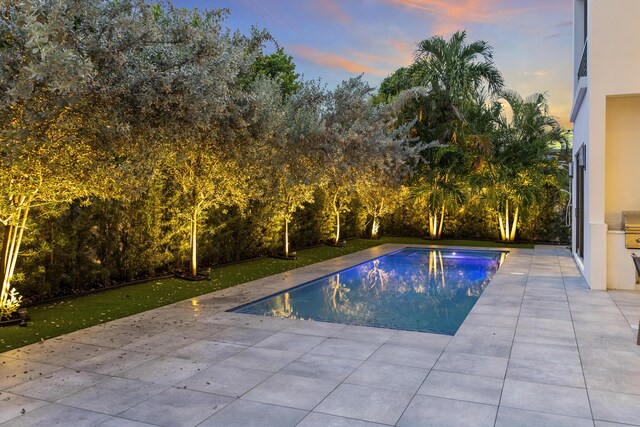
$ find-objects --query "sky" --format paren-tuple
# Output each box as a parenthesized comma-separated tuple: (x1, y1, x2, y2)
(172, 0, 574, 127)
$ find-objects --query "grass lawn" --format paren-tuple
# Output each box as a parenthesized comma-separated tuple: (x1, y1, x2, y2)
(0, 237, 533, 352)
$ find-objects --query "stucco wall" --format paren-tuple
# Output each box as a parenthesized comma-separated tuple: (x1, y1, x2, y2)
(605, 95, 640, 227)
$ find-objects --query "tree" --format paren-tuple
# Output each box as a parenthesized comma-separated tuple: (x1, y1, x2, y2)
(377, 31, 503, 136)
(255, 79, 326, 257)
(374, 65, 418, 105)
(410, 97, 499, 239)
(99, 3, 268, 277)
(321, 76, 376, 245)
(164, 132, 248, 276)
(377, 32, 504, 239)
(479, 91, 563, 241)
(411, 168, 465, 239)
(414, 30, 504, 111)
(354, 105, 417, 239)
(0, 0, 122, 317)
(356, 169, 408, 239)
(247, 47, 302, 97)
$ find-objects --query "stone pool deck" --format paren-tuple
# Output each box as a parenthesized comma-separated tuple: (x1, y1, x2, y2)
(1, 244, 640, 426)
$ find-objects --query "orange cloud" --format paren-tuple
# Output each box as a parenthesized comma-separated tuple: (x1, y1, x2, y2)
(383, 0, 525, 35)
(291, 45, 386, 75)
(389, 40, 415, 66)
(390, 0, 495, 21)
(347, 49, 388, 64)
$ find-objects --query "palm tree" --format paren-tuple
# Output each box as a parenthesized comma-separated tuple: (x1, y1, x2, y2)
(495, 91, 562, 160)
(377, 31, 504, 143)
(480, 91, 563, 242)
(412, 168, 465, 239)
(408, 32, 504, 237)
(377, 31, 505, 240)
(481, 164, 553, 241)
(415, 30, 504, 111)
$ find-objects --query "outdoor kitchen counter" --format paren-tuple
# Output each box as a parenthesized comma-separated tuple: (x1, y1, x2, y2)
(607, 229, 639, 290)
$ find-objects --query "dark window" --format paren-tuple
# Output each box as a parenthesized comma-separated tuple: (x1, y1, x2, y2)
(575, 144, 586, 259)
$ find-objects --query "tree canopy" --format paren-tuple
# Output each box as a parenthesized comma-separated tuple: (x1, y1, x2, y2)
(248, 46, 302, 97)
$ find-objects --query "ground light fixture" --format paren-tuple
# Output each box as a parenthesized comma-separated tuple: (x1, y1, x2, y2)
(18, 307, 29, 327)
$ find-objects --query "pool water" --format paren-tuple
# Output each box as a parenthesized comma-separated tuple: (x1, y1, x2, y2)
(230, 248, 506, 335)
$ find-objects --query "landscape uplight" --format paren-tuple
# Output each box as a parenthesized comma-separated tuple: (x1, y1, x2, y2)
(18, 307, 28, 327)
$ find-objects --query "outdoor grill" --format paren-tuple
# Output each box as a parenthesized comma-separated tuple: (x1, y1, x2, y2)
(623, 211, 640, 249)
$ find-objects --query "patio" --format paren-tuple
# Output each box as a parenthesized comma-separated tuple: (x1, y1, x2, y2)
(1, 244, 640, 426)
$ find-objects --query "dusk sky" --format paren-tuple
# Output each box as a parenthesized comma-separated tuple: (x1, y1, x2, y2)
(173, 0, 573, 127)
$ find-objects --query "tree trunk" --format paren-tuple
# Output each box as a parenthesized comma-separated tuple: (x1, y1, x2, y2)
(371, 215, 380, 239)
(433, 212, 438, 239)
(1, 225, 15, 308)
(1, 204, 29, 311)
(284, 218, 289, 257)
(190, 211, 197, 276)
(437, 204, 445, 238)
(498, 212, 506, 241)
(428, 213, 435, 238)
(505, 200, 510, 242)
(2, 225, 12, 279)
(335, 209, 340, 245)
(509, 206, 519, 242)
(333, 193, 340, 245)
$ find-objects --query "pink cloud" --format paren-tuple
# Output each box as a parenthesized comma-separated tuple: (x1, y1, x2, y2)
(291, 45, 386, 75)
(347, 49, 387, 64)
(382, 0, 526, 35)
(389, 40, 415, 66)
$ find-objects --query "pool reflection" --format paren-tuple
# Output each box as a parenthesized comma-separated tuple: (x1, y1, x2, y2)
(233, 248, 505, 335)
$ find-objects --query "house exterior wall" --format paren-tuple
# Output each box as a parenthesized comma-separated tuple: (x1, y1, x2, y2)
(571, 0, 640, 290)
(605, 96, 640, 227)
(605, 96, 640, 289)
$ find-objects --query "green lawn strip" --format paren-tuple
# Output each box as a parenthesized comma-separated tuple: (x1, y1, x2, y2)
(0, 237, 532, 352)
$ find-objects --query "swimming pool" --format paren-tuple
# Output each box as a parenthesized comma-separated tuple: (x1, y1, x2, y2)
(230, 247, 506, 335)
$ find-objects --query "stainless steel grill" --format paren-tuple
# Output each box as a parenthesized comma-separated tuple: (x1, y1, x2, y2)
(623, 211, 640, 249)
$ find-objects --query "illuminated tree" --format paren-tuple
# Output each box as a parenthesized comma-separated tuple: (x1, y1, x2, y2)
(355, 170, 408, 239)
(479, 91, 562, 241)
(410, 101, 497, 239)
(354, 109, 416, 239)
(412, 168, 464, 239)
(100, 3, 267, 277)
(0, 0, 121, 316)
(256, 80, 326, 257)
(378, 32, 504, 239)
(164, 132, 249, 277)
(321, 76, 376, 245)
